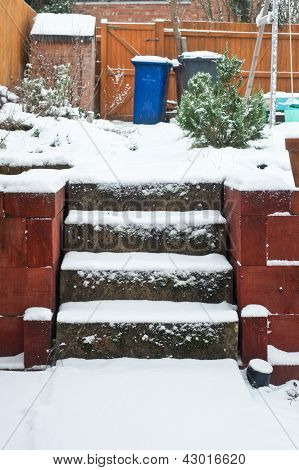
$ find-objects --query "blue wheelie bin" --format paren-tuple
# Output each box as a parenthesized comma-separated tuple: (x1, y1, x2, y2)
(131, 56, 172, 124)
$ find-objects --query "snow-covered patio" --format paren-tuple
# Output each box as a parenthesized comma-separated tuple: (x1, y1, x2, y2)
(0, 358, 298, 450)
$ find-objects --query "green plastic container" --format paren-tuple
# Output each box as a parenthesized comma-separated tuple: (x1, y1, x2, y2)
(285, 108, 299, 122)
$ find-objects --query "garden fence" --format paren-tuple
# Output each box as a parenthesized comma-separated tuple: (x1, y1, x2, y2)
(0, 0, 36, 88)
(97, 20, 299, 119)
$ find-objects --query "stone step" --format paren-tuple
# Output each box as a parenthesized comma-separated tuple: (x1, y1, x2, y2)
(56, 300, 238, 360)
(66, 182, 222, 212)
(60, 252, 233, 304)
(64, 210, 226, 255)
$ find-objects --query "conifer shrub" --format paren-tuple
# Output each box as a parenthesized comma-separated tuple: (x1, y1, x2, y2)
(177, 53, 266, 148)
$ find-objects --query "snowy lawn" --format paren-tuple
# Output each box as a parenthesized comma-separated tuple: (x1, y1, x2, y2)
(0, 103, 297, 193)
(0, 359, 298, 450)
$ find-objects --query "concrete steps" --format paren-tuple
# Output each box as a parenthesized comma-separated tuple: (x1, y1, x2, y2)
(57, 180, 238, 361)
(56, 300, 238, 360)
(66, 181, 222, 211)
(64, 210, 226, 255)
(60, 252, 233, 304)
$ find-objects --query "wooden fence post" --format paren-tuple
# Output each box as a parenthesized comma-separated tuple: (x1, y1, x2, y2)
(155, 19, 165, 57)
(100, 19, 108, 118)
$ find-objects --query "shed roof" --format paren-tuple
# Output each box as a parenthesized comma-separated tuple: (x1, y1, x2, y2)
(31, 13, 96, 38)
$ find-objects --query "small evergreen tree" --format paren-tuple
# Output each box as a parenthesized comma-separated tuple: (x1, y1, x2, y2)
(177, 53, 266, 149)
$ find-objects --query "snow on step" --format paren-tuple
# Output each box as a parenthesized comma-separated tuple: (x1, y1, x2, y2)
(58, 300, 238, 324)
(64, 210, 226, 255)
(56, 301, 238, 360)
(61, 251, 231, 273)
(65, 210, 226, 227)
(60, 252, 233, 304)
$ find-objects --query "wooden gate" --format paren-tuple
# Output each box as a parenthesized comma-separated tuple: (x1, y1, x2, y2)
(100, 21, 165, 119)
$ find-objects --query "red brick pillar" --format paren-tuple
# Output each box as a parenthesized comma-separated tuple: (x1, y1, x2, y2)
(0, 187, 65, 361)
(24, 308, 53, 368)
(240, 305, 268, 366)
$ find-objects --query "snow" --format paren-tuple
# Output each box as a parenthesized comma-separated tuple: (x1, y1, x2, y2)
(241, 304, 269, 318)
(31, 13, 96, 37)
(179, 50, 222, 60)
(285, 130, 299, 139)
(0, 151, 71, 169)
(24, 308, 52, 322)
(249, 358, 273, 374)
(0, 170, 66, 194)
(0, 354, 24, 371)
(267, 260, 299, 266)
(65, 209, 226, 227)
(58, 300, 238, 324)
(247, 378, 299, 449)
(61, 251, 232, 273)
(269, 212, 291, 216)
(132, 56, 172, 64)
(268, 345, 299, 366)
(264, 91, 299, 99)
(0, 104, 297, 192)
(0, 358, 295, 450)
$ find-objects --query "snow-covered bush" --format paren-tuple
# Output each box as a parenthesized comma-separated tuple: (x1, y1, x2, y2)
(0, 86, 19, 110)
(26, 0, 75, 13)
(177, 53, 266, 149)
(17, 63, 79, 117)
(42, 0, 75, 13)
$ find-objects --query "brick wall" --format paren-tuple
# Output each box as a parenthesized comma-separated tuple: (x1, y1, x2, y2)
(74, 1, 227, 23)
(224, 180, 299, 385)
(74, 1, 261, 23)
(30, 37, 96, 111)
(0, 188, 65, 366)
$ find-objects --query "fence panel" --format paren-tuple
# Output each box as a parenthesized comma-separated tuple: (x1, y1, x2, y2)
(0, 0, 36, 88)
(99, 20, 299, 119)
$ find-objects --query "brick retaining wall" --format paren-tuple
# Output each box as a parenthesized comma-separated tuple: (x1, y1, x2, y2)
(0, 187, 65, 367)
(224, 185, 299, 384)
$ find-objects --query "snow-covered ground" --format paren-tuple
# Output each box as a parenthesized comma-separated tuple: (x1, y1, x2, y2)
(0, 103, 297, 193)
(0, 358, 298, 450)
(1, 105, 298, 451)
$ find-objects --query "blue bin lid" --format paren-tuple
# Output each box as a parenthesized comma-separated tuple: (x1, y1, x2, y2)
(131, 55, 172, 66)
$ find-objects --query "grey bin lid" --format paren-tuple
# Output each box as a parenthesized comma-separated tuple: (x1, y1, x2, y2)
(178, 51, 223, 63)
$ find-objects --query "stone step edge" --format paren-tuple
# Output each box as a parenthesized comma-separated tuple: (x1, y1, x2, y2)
(61, 252, 232, 273)
(57, 300, 238, 324)
(64, 210, 226, 227)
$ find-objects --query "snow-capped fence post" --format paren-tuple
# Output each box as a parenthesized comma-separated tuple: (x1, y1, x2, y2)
(241, 306, 269, 366)
(24, 308, 53, 369)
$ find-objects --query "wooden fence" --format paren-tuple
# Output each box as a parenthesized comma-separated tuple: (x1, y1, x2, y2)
(97, 20, 299, 119)
(0, 0, 36, 88)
